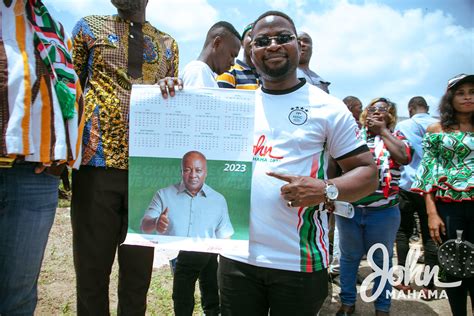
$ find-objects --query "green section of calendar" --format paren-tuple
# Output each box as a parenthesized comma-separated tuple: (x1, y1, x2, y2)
(128, 157, 251, 240)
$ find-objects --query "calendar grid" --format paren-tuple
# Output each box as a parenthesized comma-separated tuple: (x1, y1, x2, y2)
(130, 86, 255, 161)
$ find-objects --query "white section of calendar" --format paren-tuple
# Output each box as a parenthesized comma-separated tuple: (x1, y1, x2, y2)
(129, 85, 255, 161)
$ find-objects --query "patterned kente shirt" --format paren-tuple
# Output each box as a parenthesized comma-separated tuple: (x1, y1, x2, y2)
(412, 132, 473, 201)
(354, 128, 412, 208)
(72, 15, 179, 169)
(1, 0, 84, 167)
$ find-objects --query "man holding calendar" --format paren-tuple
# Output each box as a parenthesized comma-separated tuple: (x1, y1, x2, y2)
(217, 11, 379, 315)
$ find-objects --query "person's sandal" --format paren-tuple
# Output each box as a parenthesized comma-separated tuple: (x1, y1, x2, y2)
(393, 283, 413, 294)
(420, 287, 434, 301)
(336, 304, 355, 316)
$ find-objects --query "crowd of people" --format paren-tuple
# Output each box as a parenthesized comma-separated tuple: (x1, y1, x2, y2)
(0, 1, 472, 316)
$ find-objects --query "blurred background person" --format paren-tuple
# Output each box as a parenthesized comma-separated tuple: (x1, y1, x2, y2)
(177, 21, 241, 316)
(343, 96, 363, 127)
(181, 21, 240, 88)
(412, 74, 473, 316)
(296, 31, 330, 93)
(217, 23, 259, 90)
(394, 96, 438, 297)
(328, 96, 364, 282)
(337, 98, 411, 316)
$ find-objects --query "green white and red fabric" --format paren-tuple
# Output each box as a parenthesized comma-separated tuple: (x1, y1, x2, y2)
(25, 0, 77, 119)
(1, 0, 83, 166)
(354, 127, 411, 208)
(223, 81, 365, 272)
(412, 132, 473, 201)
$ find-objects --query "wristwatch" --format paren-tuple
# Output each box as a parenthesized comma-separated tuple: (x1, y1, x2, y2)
(324, 180, 339, 202)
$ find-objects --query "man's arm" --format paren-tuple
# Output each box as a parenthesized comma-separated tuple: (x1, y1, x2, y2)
(167, 38, 180, 78)
(332, 150, 378, 201)
(215, 196, 234, 239)
(71, 18, 90, 90)
(267, 148, 378, 208)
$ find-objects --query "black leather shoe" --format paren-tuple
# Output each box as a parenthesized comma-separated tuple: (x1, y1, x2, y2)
(375, 310, 389, 316)
(336, 304, 355, 316)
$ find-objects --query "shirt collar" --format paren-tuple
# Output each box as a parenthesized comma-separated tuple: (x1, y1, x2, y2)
(177, 181, 208, 197)
(236, 59, 252, 70)
(113, 14, 148, 25)
(412, 113, 430, 119)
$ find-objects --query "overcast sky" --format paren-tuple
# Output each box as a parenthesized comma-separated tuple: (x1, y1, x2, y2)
(44, 0, 473, 118)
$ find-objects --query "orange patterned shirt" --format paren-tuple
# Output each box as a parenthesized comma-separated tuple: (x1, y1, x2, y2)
(72, 15, 179, 169)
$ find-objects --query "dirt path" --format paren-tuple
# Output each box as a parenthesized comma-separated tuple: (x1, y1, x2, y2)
(36, 208, 177, 316)
(36, 208, 463, 315)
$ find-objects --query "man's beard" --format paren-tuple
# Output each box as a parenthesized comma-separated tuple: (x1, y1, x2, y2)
(261, 59, 293, 79)
(111, 0, 145, 12)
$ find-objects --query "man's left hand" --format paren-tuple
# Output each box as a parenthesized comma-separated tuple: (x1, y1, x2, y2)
(34, 163, 66, 177)
(158, 77, 183, 99)
(267, 171, 325, 208)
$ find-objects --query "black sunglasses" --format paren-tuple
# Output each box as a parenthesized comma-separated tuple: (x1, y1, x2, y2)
(251, 34, 296, 48)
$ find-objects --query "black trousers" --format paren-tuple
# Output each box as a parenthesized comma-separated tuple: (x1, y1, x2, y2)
(437, 201, 474, 316)
(172, 251, 220, 316)
(71, 166, 154, 316)
(396, 189, 438, 284)
(218, 256, 328, 316)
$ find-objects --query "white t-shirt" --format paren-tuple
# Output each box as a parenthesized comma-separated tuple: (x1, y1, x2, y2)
(224, 81, 365, 272)
(181, 60, 218, 88)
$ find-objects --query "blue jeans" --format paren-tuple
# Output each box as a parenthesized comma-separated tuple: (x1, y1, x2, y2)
(336, 205, 400, 312)
(0, 163, 59, 315)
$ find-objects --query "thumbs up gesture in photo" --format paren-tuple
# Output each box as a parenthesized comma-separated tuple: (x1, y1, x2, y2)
(156, 207, 170, 233)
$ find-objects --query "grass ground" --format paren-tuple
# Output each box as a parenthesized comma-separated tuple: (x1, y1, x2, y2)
(36, 207, 202, 316)
(36, 206, 460, 315)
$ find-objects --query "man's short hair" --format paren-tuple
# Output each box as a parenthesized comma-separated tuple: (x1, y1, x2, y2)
(181, 151, 207, 169)
(343, 96, 361, 109)
(297, 31, 311, 40)
(408, 96, 428, 109)
(203, 21, 241, 47)
(251, 10, 297, 38)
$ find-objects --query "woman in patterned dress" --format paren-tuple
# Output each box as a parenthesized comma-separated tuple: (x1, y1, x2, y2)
(336, 98, 412, 316)
(412, 74, 474, 316)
